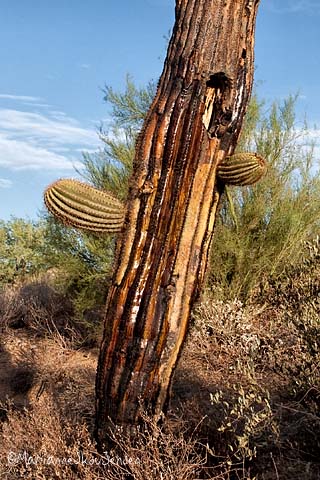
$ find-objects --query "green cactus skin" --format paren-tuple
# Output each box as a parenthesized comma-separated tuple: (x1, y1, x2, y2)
(217, 153, 267, 186)
(44, 179, 125, 233)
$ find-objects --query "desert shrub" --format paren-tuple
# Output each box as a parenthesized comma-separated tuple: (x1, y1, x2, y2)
(0, 215, 114, 326)
(0, 218, 49, 287)
(210, 94, 320, 301)
(210, 384, 276, 469)
(188, 291, 320, 479)
(0, 282, 82, 344)
(256, 237, 320, 395)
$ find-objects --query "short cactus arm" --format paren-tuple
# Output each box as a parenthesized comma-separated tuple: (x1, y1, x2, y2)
(217, 152, 267, 232)
(44, 179, 125, 233)
(217, 152, 267, 186)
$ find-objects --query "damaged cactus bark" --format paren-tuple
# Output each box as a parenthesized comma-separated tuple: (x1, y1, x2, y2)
(92, 0, 261, 448)
(94, 0, 262, 446)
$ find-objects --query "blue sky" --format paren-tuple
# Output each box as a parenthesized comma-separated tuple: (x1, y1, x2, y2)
(0, 0, 319, 220)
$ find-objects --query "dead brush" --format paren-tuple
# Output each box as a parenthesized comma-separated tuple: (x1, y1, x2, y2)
(256, 238, 320, 395)
(0, 397, 103, 480)
(99, 413, 207, 480)
(187, 281, 320, 479)
(0, 398, 212, 480)
(0, 282, 82, 348)
(192, 296, 262, 357)
(0, 287, 25, 331)
(24, 299, 80, 350)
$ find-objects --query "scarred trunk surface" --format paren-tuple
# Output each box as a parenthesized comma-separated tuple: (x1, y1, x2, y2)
(95, 0, 260, 446)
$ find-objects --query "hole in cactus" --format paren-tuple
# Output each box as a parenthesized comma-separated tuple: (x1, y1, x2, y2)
(206, 72, 231, 92)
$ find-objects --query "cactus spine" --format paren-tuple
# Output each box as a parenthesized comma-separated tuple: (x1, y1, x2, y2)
(44, 179, 125, 233)
(217, 153, 267, 186)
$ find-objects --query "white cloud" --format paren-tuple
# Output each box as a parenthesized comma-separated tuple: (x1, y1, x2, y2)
(0, 107, 100, 171)
(0, 133, 82, 171)
(0, 178, 12, 188)
(300, 128, 320, 143)
(22, 102, 53, 109)
(0, 109, 98, 146)
(0, 94, 43, 102)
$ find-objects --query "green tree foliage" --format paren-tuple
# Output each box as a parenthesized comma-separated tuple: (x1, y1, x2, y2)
(0, 216, 115, 313)
(210, 94, 320, 301)
(41, 215, 115, 311)
(0, 218, 48, 286)
(81, 75, 156, 200)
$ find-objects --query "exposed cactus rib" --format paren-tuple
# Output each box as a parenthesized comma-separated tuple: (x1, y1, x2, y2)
(44, 179, 125, 233)
(217, 153, 267, 186)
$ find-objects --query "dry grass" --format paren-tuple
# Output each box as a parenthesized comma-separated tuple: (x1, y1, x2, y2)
(0, 280, 319, 479)
(0, 328, 209, 479)
(0, 330, 99, 479)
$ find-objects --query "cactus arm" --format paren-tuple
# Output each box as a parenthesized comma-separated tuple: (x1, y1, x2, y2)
(217, 152, 267, 186)
(44, 179, 125, 234)
(217, 152, 267, 232)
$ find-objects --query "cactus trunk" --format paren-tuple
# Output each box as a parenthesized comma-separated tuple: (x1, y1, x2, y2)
(95, 0, 261, 449)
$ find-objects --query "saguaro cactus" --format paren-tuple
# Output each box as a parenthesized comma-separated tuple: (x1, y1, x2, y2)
(93, 0, 261, 450)
(44, 0, 261, 450)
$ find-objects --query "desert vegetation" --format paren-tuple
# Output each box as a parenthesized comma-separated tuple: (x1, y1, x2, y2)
(0, 79, 319, 479)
